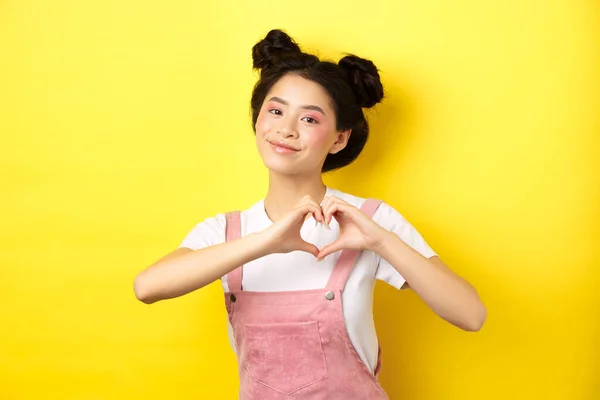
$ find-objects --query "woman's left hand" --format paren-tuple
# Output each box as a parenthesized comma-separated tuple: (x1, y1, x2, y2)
(317, 196, 389, 260)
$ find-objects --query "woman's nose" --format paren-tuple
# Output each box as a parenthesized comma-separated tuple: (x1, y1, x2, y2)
(276, 124, 298, 139)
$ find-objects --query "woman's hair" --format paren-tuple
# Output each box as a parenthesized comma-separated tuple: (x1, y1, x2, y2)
(250, 29, 384, 172)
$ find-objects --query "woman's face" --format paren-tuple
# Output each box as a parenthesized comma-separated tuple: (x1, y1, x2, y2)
(255, 74, 350, 176)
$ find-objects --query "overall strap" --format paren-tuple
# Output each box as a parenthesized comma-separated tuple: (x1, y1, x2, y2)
(325, 199, 384, 291)
(224, 211, 243, 292)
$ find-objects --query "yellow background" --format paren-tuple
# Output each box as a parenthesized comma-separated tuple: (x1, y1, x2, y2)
(1, 1, 598, 399)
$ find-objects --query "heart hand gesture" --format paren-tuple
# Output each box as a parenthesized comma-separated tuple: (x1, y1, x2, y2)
(316, 196, 388, 260)
(261, 195, 388, 260)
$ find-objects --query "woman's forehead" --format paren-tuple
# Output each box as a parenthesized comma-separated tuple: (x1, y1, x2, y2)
(266, 75, 334, 112)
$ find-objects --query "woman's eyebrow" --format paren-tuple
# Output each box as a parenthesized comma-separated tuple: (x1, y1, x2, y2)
(268, 96, 326, 116)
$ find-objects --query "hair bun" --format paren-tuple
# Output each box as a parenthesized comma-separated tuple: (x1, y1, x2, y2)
(338, 55, 384, 108)
(252, 29, 302, 71)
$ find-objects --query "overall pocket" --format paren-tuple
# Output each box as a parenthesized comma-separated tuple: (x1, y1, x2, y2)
(241, 320, 328, 394)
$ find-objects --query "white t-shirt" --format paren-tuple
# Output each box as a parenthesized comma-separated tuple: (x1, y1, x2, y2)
(179, 187, 437, 373)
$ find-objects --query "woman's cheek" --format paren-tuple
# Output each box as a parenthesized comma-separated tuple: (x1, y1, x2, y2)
(255, 112, 271, 135)
(307, 125, 333, 150)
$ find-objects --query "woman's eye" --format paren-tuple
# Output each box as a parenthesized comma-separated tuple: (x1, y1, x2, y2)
(302, 117, 318, 124)
(269, 109, 282, 115)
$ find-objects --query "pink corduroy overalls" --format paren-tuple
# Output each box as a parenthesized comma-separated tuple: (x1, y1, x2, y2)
(224, 198, 390, 400)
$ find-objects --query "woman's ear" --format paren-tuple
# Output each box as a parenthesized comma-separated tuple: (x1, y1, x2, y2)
(329, 129, 352, 154)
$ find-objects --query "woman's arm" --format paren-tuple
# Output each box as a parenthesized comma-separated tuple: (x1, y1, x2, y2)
(374, 234, 487, 331)
(316, 195, 486, 332)
(133, 232, 270, 304)
(134, 195, 326, 304)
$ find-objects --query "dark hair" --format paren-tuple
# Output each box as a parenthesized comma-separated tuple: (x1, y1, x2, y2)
(250, 29, 384, 172)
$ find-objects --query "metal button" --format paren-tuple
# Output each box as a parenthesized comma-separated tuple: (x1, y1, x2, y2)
(230, 294, 236, 302)
(325, 291, 335, 300)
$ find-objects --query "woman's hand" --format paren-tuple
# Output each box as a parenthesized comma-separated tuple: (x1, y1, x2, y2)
(317, 196, 388, 260)
(260, 195, 326, 257)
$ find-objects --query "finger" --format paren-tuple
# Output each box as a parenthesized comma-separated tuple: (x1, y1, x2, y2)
(328, 195, 347, 204)
(309, 203, 325, 224)
(311, 202, 325, 224)
(323, 201, 348, 227)
(317, 239, 345, 260)
(322, 203, 333, 228)
(298, 202, 324, 224)
(300, 196, 325, 223)
(298, 240, 320, 258)
(299, 202, 320, 219)
(327, 199, 360, 225)
(326, 196, 351, 218)
(325, 195, 348, 207)
(320, 197, 335, 227)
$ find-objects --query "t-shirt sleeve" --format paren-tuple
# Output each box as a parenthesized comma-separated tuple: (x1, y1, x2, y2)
(373, 202, 437, 290)
(178, 214, 227, 251)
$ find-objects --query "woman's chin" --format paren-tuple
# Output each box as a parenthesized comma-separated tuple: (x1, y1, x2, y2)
(263, 162, 296, 175)
(262, 158, 307, 176)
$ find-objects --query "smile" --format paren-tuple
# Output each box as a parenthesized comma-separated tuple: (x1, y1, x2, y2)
(269, 141, 300, 154)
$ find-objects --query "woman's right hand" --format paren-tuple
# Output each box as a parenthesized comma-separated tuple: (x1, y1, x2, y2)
(260, 195, 326, 258)
(134, 195, 327, 303)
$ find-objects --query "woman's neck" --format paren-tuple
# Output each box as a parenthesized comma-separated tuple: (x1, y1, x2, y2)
(264, 171, 327, 222)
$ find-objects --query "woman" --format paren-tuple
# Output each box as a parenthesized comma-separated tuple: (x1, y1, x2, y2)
(134, 29, 486, 399)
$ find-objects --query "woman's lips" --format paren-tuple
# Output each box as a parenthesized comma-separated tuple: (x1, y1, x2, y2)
(269, 141, 299, 154)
